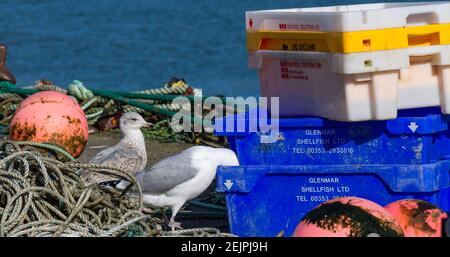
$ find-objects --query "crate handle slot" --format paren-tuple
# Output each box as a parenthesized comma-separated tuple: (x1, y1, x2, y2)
(406, 12, 438, 26)
(408, 32, 440, 47)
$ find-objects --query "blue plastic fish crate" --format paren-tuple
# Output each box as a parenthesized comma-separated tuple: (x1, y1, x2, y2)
(215, 108, 450, 165)
(216, 161, 450, 237)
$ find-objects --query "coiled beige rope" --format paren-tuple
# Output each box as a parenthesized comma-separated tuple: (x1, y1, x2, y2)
(0, 141, 160, 237)
(0, 141, 236, 237)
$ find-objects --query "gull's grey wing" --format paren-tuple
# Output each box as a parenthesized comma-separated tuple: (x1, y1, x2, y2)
(135, 152, 200, 194)
(89, 146, 118, 164)
(90, 146, 145, 174)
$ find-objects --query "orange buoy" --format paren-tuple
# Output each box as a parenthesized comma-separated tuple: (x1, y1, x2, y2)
(293, 197, 404, 237)
(385, 199, 448, 237)
(10, 91, 88, 157)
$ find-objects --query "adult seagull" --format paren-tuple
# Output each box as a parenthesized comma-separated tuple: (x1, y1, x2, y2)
(81, 112, 152, 184)
(105, 146, 239, 231)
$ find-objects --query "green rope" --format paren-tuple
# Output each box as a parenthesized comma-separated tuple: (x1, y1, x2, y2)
(188, 200, 227, 212)
(84, 107, 104, 115)
(123, 105, 146, 114)
(68, 80, 94, 101)
(35, 83, 67, 94)
(160, 227, 236, 237)
(90, 89, 211, 127)
(0, 93, 22, 100)
(13, 141, 77, 162)
(86, 110, 104, 120)
(132, 80, 189, 95)
(0, 80, 217, 133)
(0, 81, 38, 95)
(80, 97, 99, 111)
(104, 90, 226, 103)
(4, 103, 19, 113)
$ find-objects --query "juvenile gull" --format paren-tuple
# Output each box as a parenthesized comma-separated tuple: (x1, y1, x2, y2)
(106, 146, 239, 231)
(81, 112, 152, 184)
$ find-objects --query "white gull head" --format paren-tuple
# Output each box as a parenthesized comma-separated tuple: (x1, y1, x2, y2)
(120, 112, 153, 132)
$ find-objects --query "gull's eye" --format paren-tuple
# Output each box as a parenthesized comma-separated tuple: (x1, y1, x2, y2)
(131, 118, 138, 121)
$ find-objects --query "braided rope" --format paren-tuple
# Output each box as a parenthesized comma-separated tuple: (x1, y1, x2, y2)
(160, 228, 237, 237)
(0, 141, 157, 237)
(0, 141, 236, 237)
(12, 141, 77, 161)
(0, 93, 22, 100)
(0, 80, 227, 144)
(36, 84, 67, 94)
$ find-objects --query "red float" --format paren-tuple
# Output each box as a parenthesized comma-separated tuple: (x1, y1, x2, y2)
(293, 197, 404, 237)
(385, 199, 448, 237)
(10, 91, 89, 157)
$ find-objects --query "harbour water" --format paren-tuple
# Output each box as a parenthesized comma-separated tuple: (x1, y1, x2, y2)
(1, 0, 420, 96)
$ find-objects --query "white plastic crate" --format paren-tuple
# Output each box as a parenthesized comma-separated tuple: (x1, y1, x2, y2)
(255, 45, 450, 121)
(249, 45, 450, 74)
(246, 2, 450, 32)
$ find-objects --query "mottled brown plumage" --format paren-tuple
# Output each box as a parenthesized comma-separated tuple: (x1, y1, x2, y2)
(80, 112, 152, 184)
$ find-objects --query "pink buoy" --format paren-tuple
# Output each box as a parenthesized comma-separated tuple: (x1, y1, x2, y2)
(293, 197, 404, 237)
(10, 91, 88, 157)
(385, 199, 448, 237)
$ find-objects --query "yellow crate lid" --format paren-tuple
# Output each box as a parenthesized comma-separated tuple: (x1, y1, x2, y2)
(247, 23, 450, 54)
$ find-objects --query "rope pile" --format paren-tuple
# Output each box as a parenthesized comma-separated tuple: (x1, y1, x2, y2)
(0, 140, 159, 237)
(0, 140, 236, 237)
(160, 228, 236, 237)
(0, 79, 229, 146)
(0, 79, 236, 236)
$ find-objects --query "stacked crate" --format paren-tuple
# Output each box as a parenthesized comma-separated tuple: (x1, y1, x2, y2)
(247, 2, 450, 121)
(215, 2, 450, 237)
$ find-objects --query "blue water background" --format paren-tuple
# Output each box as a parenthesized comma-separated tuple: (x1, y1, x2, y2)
(1, 0, 427, 96)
